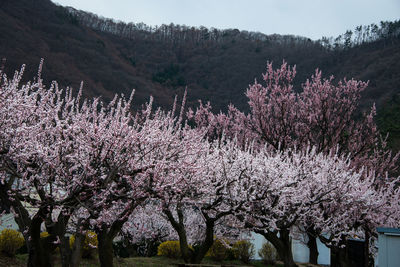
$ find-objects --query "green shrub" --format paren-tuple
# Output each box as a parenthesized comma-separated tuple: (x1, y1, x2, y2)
(258, 242, 278, 265)
(113, 240, 135, 258)
(232, 240, 255, 263)
(0, 229, 25, 257)
(70, 231, 98, 258)
(157, 240, 181, 258)
(207, 239, 228, 261)
(225, 246, 236, 260)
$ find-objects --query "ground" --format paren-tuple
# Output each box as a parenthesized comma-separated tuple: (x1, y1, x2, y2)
(0, 253, 285, 267)
(1, 253, 321, 267)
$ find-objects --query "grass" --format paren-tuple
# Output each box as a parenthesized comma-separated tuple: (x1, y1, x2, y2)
(1, 253, 284, 267)
(0, 253, 26, 267)
(114, 256, 282, 267)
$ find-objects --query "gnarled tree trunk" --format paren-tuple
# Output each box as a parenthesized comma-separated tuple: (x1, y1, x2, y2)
(363, 228, 373, 267)
(70, 233, 85, 267)
(163, 204, 217, 264)
(0, 179, 51, 266)
(191, 220, 215, 263)
(258, 228, 297, 267)
(95, 206, 136, 267)
(97, 231, 114, 267)
(331, 246, 352, 267)
(307, 231, 319, 265)
(27, 210, 53, 267)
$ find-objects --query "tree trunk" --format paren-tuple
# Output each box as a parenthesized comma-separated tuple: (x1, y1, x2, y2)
(163, 206, 217, 264)
(319, 235, 352, 267)
(260, 229, 297, 267)
(191, 220, 215, 263)
(55, 234, 84, 267)
(171, 223, 192, 263)
(364, 229, 371, 267)
(59, 236, 71, 267)
(95, 202, 138, 267)
(70, 233, 85, 267)
(97, 231, 114, 267)
(27, 238, 52, 267)
(0, 181, 50, 266)
(278, 229, 297, 267)
(46, 212, 72, 267)
(163, 206, 193, 263)
(27, 213, 52, 267)
(331, 246, 352, 267)
(307, 232, 319, 265)
(280, 250, 297, 267)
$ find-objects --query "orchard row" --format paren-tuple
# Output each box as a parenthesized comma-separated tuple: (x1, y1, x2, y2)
(0, 61, 398, 267)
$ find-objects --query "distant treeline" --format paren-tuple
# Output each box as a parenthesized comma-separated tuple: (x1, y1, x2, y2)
(65, 6, 319, 48)
(320, 21, 400, 49)
(65, 5, 399, 50)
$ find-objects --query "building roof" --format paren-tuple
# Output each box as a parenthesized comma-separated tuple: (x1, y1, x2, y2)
(377, 227, 400, 234)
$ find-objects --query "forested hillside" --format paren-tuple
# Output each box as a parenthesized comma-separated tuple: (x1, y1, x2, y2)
(1, 0, 399, 145)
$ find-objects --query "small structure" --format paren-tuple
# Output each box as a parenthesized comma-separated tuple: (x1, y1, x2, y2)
(377, 228, 400, 267)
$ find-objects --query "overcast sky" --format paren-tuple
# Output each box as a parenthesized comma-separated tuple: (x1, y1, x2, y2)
(53, 0, 399, 40)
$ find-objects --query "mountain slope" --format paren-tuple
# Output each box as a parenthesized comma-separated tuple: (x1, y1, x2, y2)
(0, 0, 399, 115)
(0, 0, 174, 107)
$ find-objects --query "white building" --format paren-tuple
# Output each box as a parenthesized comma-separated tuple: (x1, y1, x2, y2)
(251, 231, 330, 265)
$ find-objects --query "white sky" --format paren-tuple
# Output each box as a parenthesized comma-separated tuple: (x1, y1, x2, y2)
(53, 0, 400, 40)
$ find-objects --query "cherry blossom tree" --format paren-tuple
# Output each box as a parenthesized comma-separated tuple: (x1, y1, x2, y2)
(187, 102, 252, 144)
(71, 98, 212, 267)
(55, 100, 192, 267)
(122, 200, 175, 255)
(145, 137, 254, 263)
(0, 63, 204, 267)
(299, 167, 399, 267)
(52, 92, 150, 267)
(240, 147, 366, 267)
(123, 198, 246, 258)
(0, 62, 85, 267)
(189, 61, 398, 265)
(297, 68, 397, 265)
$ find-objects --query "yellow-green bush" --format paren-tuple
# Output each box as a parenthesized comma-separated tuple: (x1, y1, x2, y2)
(40, 231, 49, 239)
(70, 231, 98, 258)
(0, 229, 25, 257)
(232, 240, 255, 263)
(157, 240, 181, 258)
(258, 242, 278, 265)
(206, 239, 228, 261)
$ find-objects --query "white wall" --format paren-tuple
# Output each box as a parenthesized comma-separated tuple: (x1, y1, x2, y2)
(378, 231, 400, 267)
(0, 213, 19, 231)
(317, 237, 330, 265)
(250, 231, 330, 265)
(251, 232, 265, 259)
(292, 238, 309, 263)
(291, 236, 330, 265)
